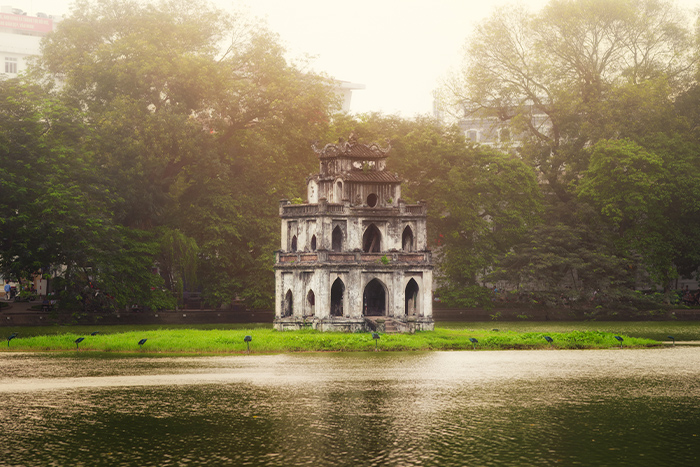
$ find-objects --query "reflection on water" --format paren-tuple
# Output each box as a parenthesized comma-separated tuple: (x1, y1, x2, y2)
(1, 349, 699, 466)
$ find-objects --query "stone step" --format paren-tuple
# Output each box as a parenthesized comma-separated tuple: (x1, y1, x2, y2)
(384, 320, 399, 334)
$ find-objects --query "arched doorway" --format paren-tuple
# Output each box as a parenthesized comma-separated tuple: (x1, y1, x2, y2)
(331, 278, 344, 317)
(332, 226, 343, 252)
(291, 235, 297, 252)
(306, 289, 315, 317)
(362, 224, 381, 252)
(363, 279, 386, 316)
(284, 290, 293, 317)
(405, 279, 419, 317)
(310, 235, 317, 251)
(402, 226, 414, 252)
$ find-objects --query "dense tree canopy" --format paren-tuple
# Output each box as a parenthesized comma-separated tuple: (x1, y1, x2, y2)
(2, 0, 699, 311)
(324, 114, 542, 306)
(443, 0, 700, 301)
(1, 0, 337, 309)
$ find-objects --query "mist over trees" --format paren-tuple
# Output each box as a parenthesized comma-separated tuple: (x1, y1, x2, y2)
(443, 0, 700, 303)
(2, 0, 337, 310)
(1, 0, 699, 311)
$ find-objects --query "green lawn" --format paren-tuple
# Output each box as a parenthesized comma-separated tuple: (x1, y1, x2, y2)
(0, 323, 665, 354)
(438, 321, 700, 341)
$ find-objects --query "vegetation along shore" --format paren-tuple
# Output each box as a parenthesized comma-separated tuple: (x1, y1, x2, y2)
(1, 325, 665, 353)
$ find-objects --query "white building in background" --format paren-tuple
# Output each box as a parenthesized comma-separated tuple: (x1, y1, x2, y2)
(335, 80, 365, 113)
(0, 6, 61, 77)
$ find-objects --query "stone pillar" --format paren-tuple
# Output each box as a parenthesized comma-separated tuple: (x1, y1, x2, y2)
(349, 269, 363, 318)
(274, 270, 283, 318)
(392, 271, 403, 318)
(317, 269, 330, 319)
(422, 270, 433, 318)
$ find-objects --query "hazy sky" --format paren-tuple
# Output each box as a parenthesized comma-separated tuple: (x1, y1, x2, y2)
(8, 0, 700, 116)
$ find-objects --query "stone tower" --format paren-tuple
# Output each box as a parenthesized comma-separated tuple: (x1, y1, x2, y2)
(273, 137, 434, 332)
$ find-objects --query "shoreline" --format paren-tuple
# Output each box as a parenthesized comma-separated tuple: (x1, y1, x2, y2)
(0, 327, 663, 354)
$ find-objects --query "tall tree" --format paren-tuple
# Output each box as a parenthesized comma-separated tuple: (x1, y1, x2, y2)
(445, 0, 696, 200)
(0, 79, 170, 310)
(33, 0, 337, 308)
(579, 138, 700, 299)
(441, 0, 700, 300)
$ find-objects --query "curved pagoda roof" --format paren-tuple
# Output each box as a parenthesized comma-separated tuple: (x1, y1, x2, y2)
(312, 135, 390, 160)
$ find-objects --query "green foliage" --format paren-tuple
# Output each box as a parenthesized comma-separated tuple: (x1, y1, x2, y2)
(21, 0, 337, 310)
(578, 137, 700, 296)
(0, 328, 660, 353)
(326, 114, 542, 306)
(442, 0, 700, 302)
(156, 227, 199, 303)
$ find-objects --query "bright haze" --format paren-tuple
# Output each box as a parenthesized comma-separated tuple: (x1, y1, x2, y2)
(10, 0, 700, 116)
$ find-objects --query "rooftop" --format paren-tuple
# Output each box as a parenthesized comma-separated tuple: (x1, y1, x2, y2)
(313, 135, 390, 160)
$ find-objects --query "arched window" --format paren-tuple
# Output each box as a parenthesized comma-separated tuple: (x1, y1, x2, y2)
(402, 226, 414, 252)
(310, 235, 317, 251)
(306, 289, 315, 317)
(335, 181, 343, 202)
(363, 279, 386, 316)
(331, 278, 344, 317)
(284, 290, 293, 317)
(332, 226, 343, 252)
(405, 279, 419, 317)
(291, 235, 297, 252)
(362, 224, 381, 252)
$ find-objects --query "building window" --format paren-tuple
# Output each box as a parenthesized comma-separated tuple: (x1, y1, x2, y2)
(362, 224, 382, 253)
(466, 130, 479, 142)
(5, 57, 17, 74)
(367, 193, 378, 207)
(402, 226, 414, 252)
(331, 278, 344, 317)
(332, 226, 343, 252)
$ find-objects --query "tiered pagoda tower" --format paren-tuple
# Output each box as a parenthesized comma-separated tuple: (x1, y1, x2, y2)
(273, 136, 433, 333)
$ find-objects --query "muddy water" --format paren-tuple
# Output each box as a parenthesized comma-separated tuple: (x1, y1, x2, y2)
(1, 349, 699, 466)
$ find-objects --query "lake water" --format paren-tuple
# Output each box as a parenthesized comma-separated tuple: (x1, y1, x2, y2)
(1, 349, 699, 466)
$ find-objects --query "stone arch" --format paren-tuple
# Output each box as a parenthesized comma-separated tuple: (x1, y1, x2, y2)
(331, 278, 344, 317)
(362, 224, 381, 253)
(332, 225, 343, 252)
(363, 278, 387, 316)
(306, 289, 315, 317)
(291, 235, 297, 252)
(402, 225, 414, 252)
(284, 289, 293, 317)
(405, 279, 420, 317)
(310, 235, 317, 251)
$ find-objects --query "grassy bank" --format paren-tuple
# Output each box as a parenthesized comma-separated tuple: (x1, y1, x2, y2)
(439, 321, 700, 342)
(0, 327, 660, 353)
